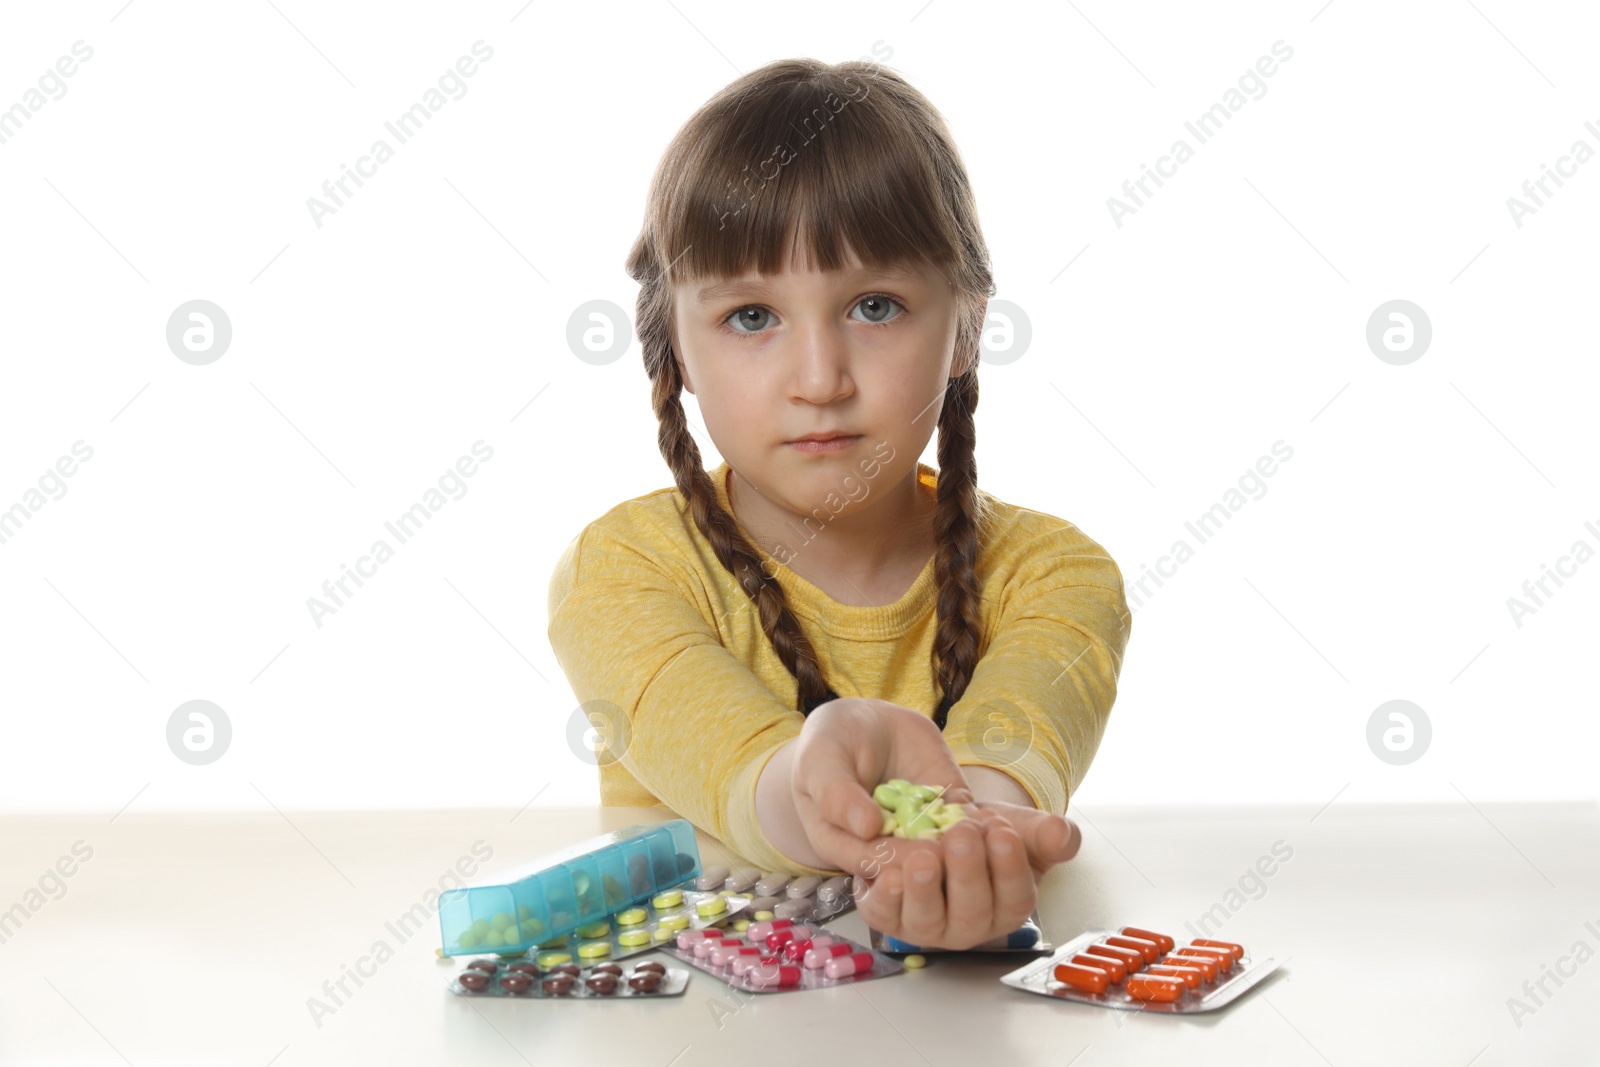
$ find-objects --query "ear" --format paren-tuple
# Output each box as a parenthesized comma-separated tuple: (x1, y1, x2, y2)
(951, 298, 986, 378)
(668, 323, 695, 394)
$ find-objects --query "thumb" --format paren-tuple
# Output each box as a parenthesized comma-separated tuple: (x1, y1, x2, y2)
(1022, 811, 1080, 869)
(818, 777, 883, 841)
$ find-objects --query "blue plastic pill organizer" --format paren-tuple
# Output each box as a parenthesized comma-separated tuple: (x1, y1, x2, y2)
(438, 820, 702, 957)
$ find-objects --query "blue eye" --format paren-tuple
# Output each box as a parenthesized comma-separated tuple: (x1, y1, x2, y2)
(852, 295, 902, 324)
(725, 306, 773, 333)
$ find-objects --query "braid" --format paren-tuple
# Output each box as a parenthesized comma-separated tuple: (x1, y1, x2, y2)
(929, 354, 989, 729)
(646, 339, 838, 714)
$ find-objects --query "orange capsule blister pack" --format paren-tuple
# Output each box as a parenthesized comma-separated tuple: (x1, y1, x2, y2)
(999, 926, 1278, 1013)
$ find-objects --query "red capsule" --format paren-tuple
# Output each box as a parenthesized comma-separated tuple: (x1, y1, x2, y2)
(749, 962, 801, 988)
(1106, 935, 1161, 963)
(1085, 943, 1144, 972)
(1053, 963, 1109, 994)
(1120, 926, 1176, 953)
(1175, 945, 1234, 973)
(1125, 973, 1184, 1002)
(766, 929, 797, 951)
(1070, 953, 1125, 983)
(1163, 953, 1218, 980)
(1145, 964, 1202, 990)
(823, 951, 875, 979)
(782, 938, 816, 963)
(1190, 938, 1245, 962)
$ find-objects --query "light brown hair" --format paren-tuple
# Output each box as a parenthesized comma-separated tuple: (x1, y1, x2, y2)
(625, 58, 996, 727)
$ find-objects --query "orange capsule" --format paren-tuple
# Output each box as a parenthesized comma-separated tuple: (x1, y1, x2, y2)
(1190, 938, 1244, 962)
(1106, 935, 1161, 963)
(1175, 945, 1234, 973)
(1163, 953, 1218, 980)
(1125, 973, 1184, 1002)
(1145, 963, 1202, 990)
(1120, 926, 1176, 953)
(1085, 943, 1144, 971)
(1071, 953, 1125, 983)
(1053, 962, 1110, 994)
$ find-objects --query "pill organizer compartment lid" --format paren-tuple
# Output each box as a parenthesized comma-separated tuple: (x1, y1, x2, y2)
(437, 820, 699, 956)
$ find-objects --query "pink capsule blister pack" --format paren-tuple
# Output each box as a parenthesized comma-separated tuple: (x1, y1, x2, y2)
(666, 920, 903, 993)
(999, 925, 1280, 1014)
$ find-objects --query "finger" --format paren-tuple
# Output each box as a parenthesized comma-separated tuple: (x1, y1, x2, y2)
(897, 843, 945, 944)
(939, 818, 993, 944)
(855, 867, 904, 935)
(984, 814, 1034, 933)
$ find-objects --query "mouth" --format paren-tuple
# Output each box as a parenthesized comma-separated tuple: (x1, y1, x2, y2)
(786, 433, 863, 453)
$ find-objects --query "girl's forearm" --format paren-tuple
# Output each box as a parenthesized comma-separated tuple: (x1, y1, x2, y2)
(962, 764, 1036, 808)
(753, 741, 833, 870)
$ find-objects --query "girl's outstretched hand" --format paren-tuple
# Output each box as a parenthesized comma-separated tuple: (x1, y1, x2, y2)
(788, 696, 1081, 950)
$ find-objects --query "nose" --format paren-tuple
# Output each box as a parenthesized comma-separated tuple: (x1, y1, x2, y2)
(788, 316, 854, 406)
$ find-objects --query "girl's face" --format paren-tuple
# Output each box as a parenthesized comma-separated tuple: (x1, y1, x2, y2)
(670, 248, 970, 522)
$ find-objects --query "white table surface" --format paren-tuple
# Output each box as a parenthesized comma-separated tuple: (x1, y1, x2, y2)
(2, 802, 1594, 1066)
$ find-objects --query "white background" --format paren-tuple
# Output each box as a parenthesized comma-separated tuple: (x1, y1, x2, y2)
(1, 0, 1594, 817)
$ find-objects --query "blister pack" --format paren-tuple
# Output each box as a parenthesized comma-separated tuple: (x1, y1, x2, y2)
(666, 923, 903, 993)
(448, 956, 689, 999)
(696, 866, 858, 925)
(999, 926, 1279, 1013)
(515, 884, 753, 964)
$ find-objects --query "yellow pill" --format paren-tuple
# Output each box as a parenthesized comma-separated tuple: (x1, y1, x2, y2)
(576, 921, 610, 939)
(517, 904, 532, 919)
(618, 930, 650, 948)
(696, 897, 727, 918)
(536, 951, 572, 968)
(490, 912, 514, 930)
(652, 927, 675, 942)
(733, 920, 750, 933)
(753, 910, 775, 922)
(652, 890, 684, 909)
(617, 908, 648, 927)
(577, 940, 612, 960)
(657, 913, 690, 932)
(903, 954, 927, 969)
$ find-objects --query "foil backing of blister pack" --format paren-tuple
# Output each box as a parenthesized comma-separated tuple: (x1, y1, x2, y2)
(999, 929, 1278, 1013)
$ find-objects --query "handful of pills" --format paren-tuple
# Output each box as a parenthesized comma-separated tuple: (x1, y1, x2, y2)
(873, 779, 968, 839)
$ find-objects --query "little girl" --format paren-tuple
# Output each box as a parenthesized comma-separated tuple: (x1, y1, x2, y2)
(548, 58, 1131, 950)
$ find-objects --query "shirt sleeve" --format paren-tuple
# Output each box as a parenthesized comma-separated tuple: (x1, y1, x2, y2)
(943, 523, 1132, 816)
(547, 522, 839, 877)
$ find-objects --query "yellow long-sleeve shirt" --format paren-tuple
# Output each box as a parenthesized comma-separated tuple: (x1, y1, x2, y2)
(546, 459, 1131, 876)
